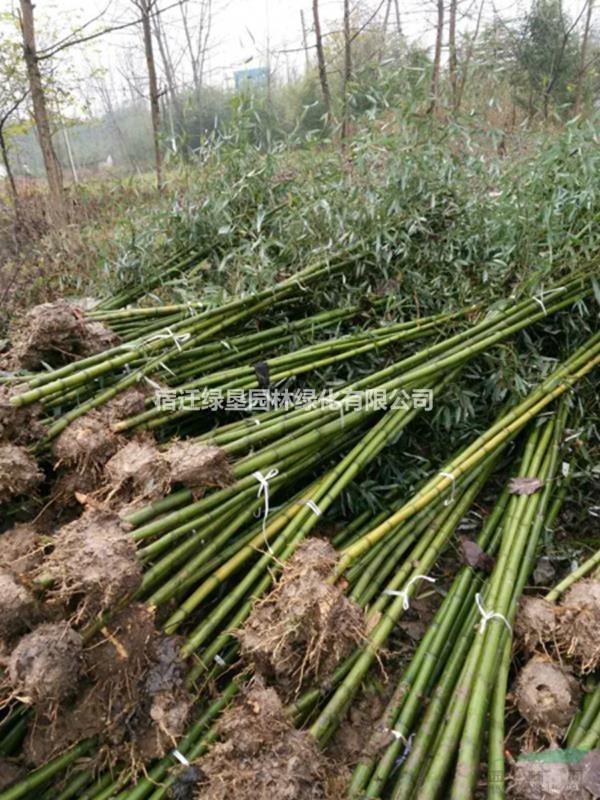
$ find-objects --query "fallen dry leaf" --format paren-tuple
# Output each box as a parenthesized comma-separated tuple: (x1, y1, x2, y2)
(509, 477, 545, 496)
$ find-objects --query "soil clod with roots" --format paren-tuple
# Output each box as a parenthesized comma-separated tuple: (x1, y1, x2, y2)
(514, 596, 558, 654)
(0, 444, 43, 505)
(0, 524, 45, 579)
(8, 301, 118, 370)
(23, 605, 192, 770)
(513, 655, 581, 741)
(164, 441, 233, 498)
(0, 385, 46, 445)
(52, 410, 122, 477)
(194, 678, 332, 800)
(7, 622, 83, 705)
(0, 759, 25, 792)
(44, 509, 141, 620)
(103, 438, 171, 511)
(237, 539, 365, 700)
(511, 754, 591, 800)
(556, 579, 600, 674)
(0, 569, 38, 643)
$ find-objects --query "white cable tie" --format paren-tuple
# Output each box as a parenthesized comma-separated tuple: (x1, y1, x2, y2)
(172, 749, 190, 767)
(533, 294, 547, 315)
(439, 471, 456, 506)
(302, 499, 322, 516)
(383, 575, 437, 610)
(142, 376, 162, 390)
(475, 593, 512, 635)
(253, 469, 279, 536)
(214, 654, 226, 667)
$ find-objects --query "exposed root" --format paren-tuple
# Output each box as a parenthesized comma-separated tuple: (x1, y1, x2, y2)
(237, 539, 366, 700)
(0, 444, 43, 505)
(556, 580, 600, 674)
(0, 759, 25, 792)
(0, 523, 45, 577)
(0, 569, 38, 642)
(0, 385, 46, 445)
(103, 388, 149, 423)
(102, 438, 171, 511)
(23, 605, 191, 770)
(44, 509, 141, 620)
(194, 678, 331, 800)
(513, 656, 580, 742)
(7, 301, 119, 370)
(52, 411, 122, 477)
(164, 440, 233, 499)
(511, 752, 591, 799)
(514, 596, 558, 654)
(8, 623, 82, 704)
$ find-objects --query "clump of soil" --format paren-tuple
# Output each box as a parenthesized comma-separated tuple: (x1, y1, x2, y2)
(0, 759, 25, 792)
(44, 509, 141, 619)
(78, 321, 120, 357)
(511, 756, 589, 800)
(0, 444, 43, 505)
(103, 438, 171, 510)
(8, 623, 82, 704)
(103, 387, 148, 422)
(23, 605, 192, 770)
(0, 385, 46, 445)
(556, 580, 600, 674)
(237, 539, 365, 700)
(8, 301, 118, 370)
(514, 596, 558, 653)
(514, 656, 580, 740)
(0, 569, 38, 642)
(0, 523, 45, 577)
(165, 441, 233, 498)
(52, 410, 122, 476)
(195, 679, 330, 800)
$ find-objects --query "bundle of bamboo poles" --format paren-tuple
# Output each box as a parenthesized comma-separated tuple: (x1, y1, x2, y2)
(2, 326, 597, 800)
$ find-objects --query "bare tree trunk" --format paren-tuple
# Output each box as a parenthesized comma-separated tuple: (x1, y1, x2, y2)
(454, 0, 484, 111)
(152, 11, 186, 155)
(300, 9, 310, 72)
(0, 128, 19, 210)
(393, 0, 402, 34)
(428, 0, 445, 114)
(341, 0, 352, 141)
(136, 0, 163, 190)
(574, 0, 593, 115)
(448, 0, 458, 109)
(19, 0, 66, 224)
(312, 0, 333, 124)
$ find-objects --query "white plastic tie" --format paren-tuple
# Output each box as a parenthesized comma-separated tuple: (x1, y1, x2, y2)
(475, 593, 512, 634)
(439, 471, 456, 506)
(214, 654, 226, 667)
(302, 499, 322, 517)
(253, 469, 279, 535)
(146, 327, 192, 351)
(533, 295, 547, 315)
(384, 575, 437, 610)
(172, 749, 190, 767)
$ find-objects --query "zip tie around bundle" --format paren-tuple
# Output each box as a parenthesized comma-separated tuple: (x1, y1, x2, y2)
(475, 593, 512, 634)
(214, 654, 226, 667)
(301, 499, 322, 516)
(253, 469, 280, 549)
(146, 327, 192, 351)
(439, 471, 456, 505)
(172, 749, 190, 767)
(384, 574, 437, 610)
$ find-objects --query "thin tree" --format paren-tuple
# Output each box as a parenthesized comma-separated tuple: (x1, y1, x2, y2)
(428, 0, 445, 114)
(133, 0, 163, 190)
(0, 94, 26, 211)
(18, 0, 66, 223)
(312, 0, 333, 123)
(574, 0, 594, 114)
(341, 0, 353, 140)
(448, 0, 458, 109)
